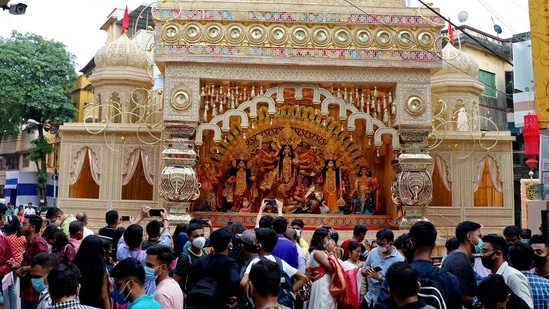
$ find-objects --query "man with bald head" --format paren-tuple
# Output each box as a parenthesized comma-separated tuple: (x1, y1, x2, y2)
(76, 211, 94, 238)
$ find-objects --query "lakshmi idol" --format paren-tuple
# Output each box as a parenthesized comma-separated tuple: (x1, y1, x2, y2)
(349, 161, 380, 214)
(225, 159, 256, 212)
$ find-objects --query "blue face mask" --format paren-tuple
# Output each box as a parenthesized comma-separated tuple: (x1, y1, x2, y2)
(31, 277, 47, 293)
(109, 281, 131, 305)
(475, 239, 483, 254)
(110, 289, 128, 305)
(144, 266, 159, 282)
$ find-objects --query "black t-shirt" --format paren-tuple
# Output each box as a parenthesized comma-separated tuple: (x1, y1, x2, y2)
(98, 227, 116, 239)
(189, 253, 241, 303)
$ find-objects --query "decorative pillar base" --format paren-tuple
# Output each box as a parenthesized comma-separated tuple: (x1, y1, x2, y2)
(394, 206, 429, 230)
(165, 201, 193, 223)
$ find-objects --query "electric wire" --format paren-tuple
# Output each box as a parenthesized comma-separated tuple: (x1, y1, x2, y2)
(477, 0, 519, 34)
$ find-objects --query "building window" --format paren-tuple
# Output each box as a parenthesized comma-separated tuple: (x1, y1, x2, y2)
(478, 69, 496, 97)
(22, 154, 30, 168)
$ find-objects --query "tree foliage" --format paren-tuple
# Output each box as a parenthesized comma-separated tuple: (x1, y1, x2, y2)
(0, 31, 78, 127)
(0, 31, 78, 204)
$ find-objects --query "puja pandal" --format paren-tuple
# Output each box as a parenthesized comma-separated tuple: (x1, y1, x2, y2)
(58, 0, 515, 233)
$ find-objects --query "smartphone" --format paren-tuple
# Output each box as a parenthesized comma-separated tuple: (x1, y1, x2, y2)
(149, 209, 163, 217)
(373, 266, 383, 272)
(121, 215, 130, 222)
(266, 199, 277, 206)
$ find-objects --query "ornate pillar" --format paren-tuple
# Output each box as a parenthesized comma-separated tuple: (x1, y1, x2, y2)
(393, 130, 433, 228)
(393, 84, 433, 229)
(159, 124, 200, 221)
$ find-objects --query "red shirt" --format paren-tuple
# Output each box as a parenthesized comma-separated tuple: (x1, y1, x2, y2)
(21, 234, 48, 305)
(7, 234, 26, 264)
(0, 233, 15, 278)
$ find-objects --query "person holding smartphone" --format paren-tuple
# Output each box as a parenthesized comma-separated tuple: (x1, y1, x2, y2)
(116, 205, 172, 295)
(360, 229, 404, 309)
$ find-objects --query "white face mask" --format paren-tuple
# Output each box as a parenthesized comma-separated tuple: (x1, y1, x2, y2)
(192, 236, 206, 249)
(377, 245, 388, 253)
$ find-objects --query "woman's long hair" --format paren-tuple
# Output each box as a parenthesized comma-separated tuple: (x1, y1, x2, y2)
(73, 235, 107, 308)
(51, 229, 72, 252)
(309, 227, 330, 253)
(5, 215, 22, 237)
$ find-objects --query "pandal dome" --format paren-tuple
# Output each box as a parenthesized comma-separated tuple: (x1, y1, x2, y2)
(438, 42, 479, 77)
(94, 34, 149, 70)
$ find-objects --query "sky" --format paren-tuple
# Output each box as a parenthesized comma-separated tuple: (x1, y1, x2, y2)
(0, 0, 531, 71)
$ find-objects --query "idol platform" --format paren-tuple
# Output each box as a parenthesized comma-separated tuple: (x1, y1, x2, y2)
(190, 211, 394, 231)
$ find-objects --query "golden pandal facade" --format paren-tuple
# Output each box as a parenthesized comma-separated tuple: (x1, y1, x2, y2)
(58, 0, 515, 232)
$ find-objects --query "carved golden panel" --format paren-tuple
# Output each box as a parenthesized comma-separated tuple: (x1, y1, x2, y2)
(247, 25, 267, 44)
(162, 23, 180, 43)
(354, 29, 373, 47)
(182, 23, 202, 43)
(333, 28, 352, 47)
(312, 27, 330, 47)
(269, 26, 288, 45)
(375, 29, 393, 48)
(205, 24, 223, 43)
(291, 26, 310, 46)
(226, 24, 245, 44)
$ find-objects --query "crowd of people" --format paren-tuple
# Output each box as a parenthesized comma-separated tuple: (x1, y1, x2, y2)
(0, 201, 548, 309)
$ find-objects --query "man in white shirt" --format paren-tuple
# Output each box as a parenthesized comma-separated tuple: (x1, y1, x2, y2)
(145, 245, 183, 309)
(75, 212, 94, 238)
(480, 234, 533, 309)
(24, 203, 36, 215)
(240, 228, 307, 295)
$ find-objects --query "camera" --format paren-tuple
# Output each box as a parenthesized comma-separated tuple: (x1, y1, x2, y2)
(9, 3, 27, 15)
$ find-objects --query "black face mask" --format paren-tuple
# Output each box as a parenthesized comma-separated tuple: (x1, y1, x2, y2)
(533, 254, 548, 268)
(481, 252, 497, 269)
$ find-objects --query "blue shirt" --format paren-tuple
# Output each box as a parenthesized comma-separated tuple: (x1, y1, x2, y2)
(129, 294, 161, 309)
(271, 235, 299, 269)
(117, 230, 172, 294)
(363, 246, 404, 304)
(375, 260, 462, 309)
(521, 270, 549, 309)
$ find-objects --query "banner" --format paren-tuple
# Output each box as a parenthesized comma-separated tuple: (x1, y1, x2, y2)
(530, 0, 549, 128)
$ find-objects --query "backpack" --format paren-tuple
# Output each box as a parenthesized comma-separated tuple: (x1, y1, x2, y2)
(418, 268, 447, 309)
(185, 257, 220, 309)
(185, 277, 219, 309)
(259, 256, 296, 309)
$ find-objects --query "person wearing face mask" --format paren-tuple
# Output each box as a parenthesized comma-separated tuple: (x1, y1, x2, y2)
(479, 234, 533, 309)
(145, 245, 183, 309)
(7, 214, 48, 309)
(172, 223, 208, 295)
(529, 234, 549, 279)
(361, 228, 404, 309)
(291, 219, 309, 256)
(47, 263, 101, 309)
(508, 242, 549, 309)
(111, 257, 161, 309)
(45, 207, 76, 236)
(30, 253, 59, 309)
(188, 227, 241, 309)
(440, 221, 481, 309)
(375, 221, 462, 309)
